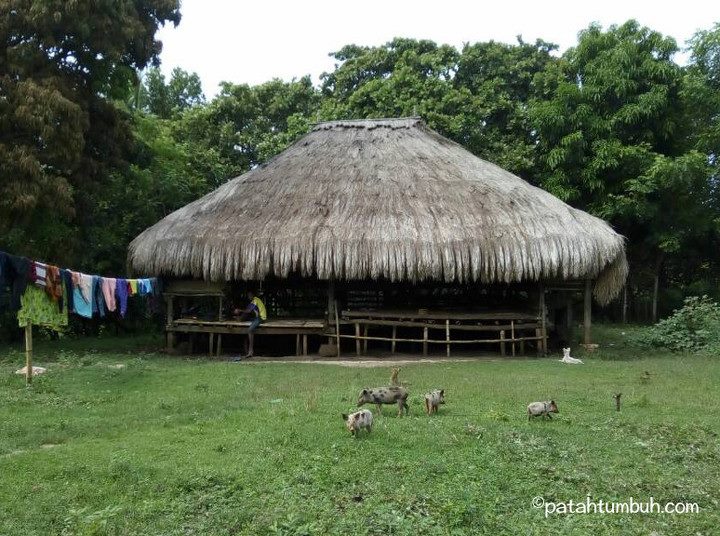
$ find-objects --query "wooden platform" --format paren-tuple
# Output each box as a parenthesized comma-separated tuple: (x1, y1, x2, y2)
(168, 318, 326, 356)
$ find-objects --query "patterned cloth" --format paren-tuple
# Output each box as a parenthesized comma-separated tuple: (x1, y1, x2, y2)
(17, 285, 68, 330)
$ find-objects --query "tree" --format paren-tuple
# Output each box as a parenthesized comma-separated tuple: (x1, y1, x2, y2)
(531, 20, 715, 319)
(320, 38, 559, 179)
(138, 66, 205, 118)
(0, 0, 180, 265)
(175, 76, 321, 180)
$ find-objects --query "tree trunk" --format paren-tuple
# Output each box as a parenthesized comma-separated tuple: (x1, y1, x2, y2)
(622, 285, 628, 324)
(651, 254, 664, 324)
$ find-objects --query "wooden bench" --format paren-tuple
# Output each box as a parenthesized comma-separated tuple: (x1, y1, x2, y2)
(168, 318, 326, 356)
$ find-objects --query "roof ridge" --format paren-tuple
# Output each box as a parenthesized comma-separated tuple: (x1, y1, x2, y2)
(312, 117, 423, 130)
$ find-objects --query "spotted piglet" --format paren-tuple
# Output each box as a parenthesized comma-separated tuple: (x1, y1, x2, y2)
(424, 389, 445, 415)
(357, 386, 409, 416)
(342, 409, 373, 437)
(527, 400, 559, 421)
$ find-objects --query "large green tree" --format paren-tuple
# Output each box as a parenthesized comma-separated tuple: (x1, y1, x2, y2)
(0, 0, 180, 265)
(531, 20, 716, 319)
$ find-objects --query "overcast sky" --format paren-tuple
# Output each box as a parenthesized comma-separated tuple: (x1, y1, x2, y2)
(157, 0, 718, 97)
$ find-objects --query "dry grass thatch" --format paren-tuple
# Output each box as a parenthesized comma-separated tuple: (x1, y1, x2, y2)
(128, 118, 628, 304)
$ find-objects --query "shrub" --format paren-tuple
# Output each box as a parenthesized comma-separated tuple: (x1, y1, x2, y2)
(633, 296, 720, 352)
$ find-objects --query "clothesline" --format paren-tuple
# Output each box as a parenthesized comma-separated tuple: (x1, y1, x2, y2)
(1, 250, 161, 385)
(0, 250, 160, 328)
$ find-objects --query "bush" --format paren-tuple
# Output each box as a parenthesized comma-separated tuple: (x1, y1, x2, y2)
(633, 296, 720, 352)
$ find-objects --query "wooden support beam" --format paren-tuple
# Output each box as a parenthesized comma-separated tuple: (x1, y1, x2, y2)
(363, 325, 368, 354)
(539, 284, 547, 355)
(536, 328, 542, 357)
(391, 326, 397, 354)
(209, 333, 215, 356)
(423, 326, 428, 356)
(25, 324, 33, 385)
(334, 300, 341, 358)
(355, 323, 361, 356)
(216, 334, 222, 357)
(500, 330, 506, 356)
(584, 279, 592, 345)
(296, 334, 301, 356)
(511, 320, 516, 357)
(166, 295, 175, 352)
(445, 319, 450, 358)
(303, 334, 308, 356)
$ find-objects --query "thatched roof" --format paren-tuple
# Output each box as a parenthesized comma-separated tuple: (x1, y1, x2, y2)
(128, 118, 627, 304)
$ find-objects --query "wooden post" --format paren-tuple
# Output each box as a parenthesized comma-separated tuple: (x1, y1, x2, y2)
(445, 319, 450, 358)
(218, 296, 224, 321)
(166, 295, 175, 351)
(334, 300, 341, 357)
(209, 333, 215, 356)
(216, 334, 222, 357)
(355, 323, 361, 356)
(25, 324, 33, 385)
(500, 329, 506, 356)
(391, 326, 397, 354)
(584, 279, 592, 345)
(613, 393, 622, 412)
(363, 325, 368, 354)
(296, 334, 301, 356)
(423, 326, 428, 357)
(303, 334, 308, 356)
(535, 328, 542, 357)
(539, 284, 547, 355)
(327, 279, 335, 325)
(511, 320, 516, 357)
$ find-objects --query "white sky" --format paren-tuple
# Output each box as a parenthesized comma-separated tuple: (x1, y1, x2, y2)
(157, 0, 718, 97)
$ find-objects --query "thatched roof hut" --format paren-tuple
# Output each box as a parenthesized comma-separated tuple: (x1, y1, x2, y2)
(129, 118, 627, 305)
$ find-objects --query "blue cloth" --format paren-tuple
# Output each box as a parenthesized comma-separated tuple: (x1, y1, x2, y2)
(116, 278, 128, 318)
(59, 269, 73, 314)
(92, 276, 105, 318)
(73, 286, 93, 318)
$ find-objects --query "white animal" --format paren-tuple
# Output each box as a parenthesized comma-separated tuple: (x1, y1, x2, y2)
(342, 409, 373, 437)
(559, 347, 584, 364)
(15, 365, 47, 376)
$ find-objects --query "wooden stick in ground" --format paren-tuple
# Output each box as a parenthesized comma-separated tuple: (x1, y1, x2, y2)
(334, 300, 341, 357)
(445, 319, 450, 357)
(25, 323, 33, 385)
(613, 393, 622, 412)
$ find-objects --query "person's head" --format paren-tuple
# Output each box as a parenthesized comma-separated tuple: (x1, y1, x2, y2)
(246, 289, 255, 300)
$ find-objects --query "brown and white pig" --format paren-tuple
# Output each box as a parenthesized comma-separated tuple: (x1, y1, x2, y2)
(527, 400, 559, 421)
(342, 409, 373, 436)
(357, 386, 409, 416)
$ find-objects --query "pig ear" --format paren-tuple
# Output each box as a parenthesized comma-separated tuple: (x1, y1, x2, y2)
(550, 400, 555, 404)
(440, 389, 444, 396)
(362, 388, 368, 394)
(342, 413, 348, 421)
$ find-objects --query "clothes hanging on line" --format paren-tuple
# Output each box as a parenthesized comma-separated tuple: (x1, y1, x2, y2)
(102, 278, 117, 312)
(0, 252, 30, 312)
(17, 285, 69, 330)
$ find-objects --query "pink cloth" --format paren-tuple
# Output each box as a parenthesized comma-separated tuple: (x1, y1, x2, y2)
(101, 278, 117, 312)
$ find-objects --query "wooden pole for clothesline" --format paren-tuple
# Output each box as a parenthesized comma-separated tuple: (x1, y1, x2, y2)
(25, 323, 33, 385)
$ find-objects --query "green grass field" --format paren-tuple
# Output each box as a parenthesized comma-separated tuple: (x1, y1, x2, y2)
(1, 326, 718, 535)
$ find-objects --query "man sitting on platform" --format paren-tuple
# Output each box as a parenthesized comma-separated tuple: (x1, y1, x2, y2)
(231, 290, 267, 360)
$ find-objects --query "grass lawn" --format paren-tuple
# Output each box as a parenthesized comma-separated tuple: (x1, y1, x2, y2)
(0, 326, 718, 535)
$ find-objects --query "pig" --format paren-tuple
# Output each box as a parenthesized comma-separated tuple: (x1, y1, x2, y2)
(527, 400, 559, 421)
(357, 386, 409, 416)
(342, 409, 373, 437)
(424, 389, 445, 415)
